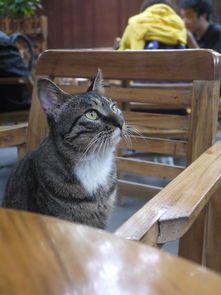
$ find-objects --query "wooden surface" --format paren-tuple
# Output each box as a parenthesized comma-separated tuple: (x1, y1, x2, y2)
(36, 49, 221, 81)
(115, 142, 221, 246)
(60, 83, 193, 105)
(204, 185, 221, 271)
(0, 123, 28, 148)
(42, 0, 142, 49)
(0, 110, 29, 124)
(1, 208, 221, 295)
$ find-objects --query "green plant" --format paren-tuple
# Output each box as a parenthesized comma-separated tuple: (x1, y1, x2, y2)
(0, 0, 42, 17)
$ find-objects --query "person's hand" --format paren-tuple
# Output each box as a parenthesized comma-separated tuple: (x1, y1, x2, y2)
(187, 30, 199, 48)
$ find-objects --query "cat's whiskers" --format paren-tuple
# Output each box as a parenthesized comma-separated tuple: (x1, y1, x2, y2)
(95, 130, 112, 155)
(126, 124, 143, 137)
(78, 133, 101, 163)
(124, 124, 144, 147)
(78, 127, 121, 165)
(97, 132, 106, 154)
(123, 133, 131, 148)
(88, 131, 105, 156)
(79, 130, 109, 163)
(109, 173, 117, 182)
(121, 124, 132, 148)
(102, 136, 110, 157)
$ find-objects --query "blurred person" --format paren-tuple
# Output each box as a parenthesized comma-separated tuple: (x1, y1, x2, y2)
(180, 0, 221, 53)
(119, 0, 187, 50)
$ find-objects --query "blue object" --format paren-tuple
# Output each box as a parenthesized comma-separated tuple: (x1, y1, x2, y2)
(144, 40, 185, 49)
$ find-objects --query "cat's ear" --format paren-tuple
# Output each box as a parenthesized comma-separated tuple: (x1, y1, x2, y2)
(87, 68, 105, 95)
(37, 78, 67, 115)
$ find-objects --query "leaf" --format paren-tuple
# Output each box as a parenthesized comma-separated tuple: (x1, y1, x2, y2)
(0, 0, 43, 16)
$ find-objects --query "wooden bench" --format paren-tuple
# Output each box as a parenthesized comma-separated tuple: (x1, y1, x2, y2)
(9, 49, 221, 271)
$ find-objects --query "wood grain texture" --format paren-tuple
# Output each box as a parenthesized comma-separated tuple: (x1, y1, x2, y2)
(1, 208, 221, 295)
(187, 80, 220, 164)
(26, 84, 47, 151)
(117, 157, 184, 179)
(118, 179, 162, 200)
(118, 136, 187, 156)
(60, 84, 193, 106)
(115, 142, 221, 247)
(124, 111, 189, 130)
(36, 49, 221, 81)
(178, 209, 207, 265)
(203, 185, 221, 272)
(179, 80, 221, 263)
(0, 110, 29, 124)
(0, 123, 28, 148)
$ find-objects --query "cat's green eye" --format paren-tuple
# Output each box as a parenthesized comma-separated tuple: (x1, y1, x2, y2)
(111, 104, 118, 113)
(85, 110, 99, 120)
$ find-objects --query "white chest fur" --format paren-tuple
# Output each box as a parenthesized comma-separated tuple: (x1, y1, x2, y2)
(74, 149, 115, 195)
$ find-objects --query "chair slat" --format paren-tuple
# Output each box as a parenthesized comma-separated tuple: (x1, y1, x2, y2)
(118, 137, 187, 156)
(0, 110, 29, 124)
(118, 179, 162, 200)
(124, 111, 189, 130)
(117, 157, 184, 180)
(132, 125, 188, 139)
(59, 84, 192, 106)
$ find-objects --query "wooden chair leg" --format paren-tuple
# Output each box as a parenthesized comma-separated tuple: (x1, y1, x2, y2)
(178, 208, 207, 264)
(204, 185, 221, 272)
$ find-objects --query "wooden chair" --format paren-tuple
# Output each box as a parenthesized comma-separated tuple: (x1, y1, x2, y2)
(0, 77, 31, 157)
(0, 32, 34, 122)
(11, 49, 221, 270)
(1, 207, 221, 294)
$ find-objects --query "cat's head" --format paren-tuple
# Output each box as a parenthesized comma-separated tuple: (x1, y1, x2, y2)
(37, 69, 124, 157)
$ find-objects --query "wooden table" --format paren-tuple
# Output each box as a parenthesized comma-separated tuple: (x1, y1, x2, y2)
(0, 208, 221, 295)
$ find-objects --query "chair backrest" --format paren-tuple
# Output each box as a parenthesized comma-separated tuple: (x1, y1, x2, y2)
(27, 49, 220, 196)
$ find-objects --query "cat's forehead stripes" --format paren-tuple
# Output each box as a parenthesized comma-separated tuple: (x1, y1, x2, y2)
(90, 94, 113, 107)
(101, 96, 113, 104)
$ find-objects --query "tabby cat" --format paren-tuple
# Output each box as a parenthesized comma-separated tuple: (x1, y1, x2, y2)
(3, 69, 124, 229)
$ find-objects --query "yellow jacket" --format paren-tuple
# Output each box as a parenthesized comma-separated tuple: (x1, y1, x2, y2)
(119, 4, 187, 50)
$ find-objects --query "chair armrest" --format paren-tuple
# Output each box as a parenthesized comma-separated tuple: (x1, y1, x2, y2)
(115, 141, 221, 245)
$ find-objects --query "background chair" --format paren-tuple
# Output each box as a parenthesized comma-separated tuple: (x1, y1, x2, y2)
(0, 16, 48, 157)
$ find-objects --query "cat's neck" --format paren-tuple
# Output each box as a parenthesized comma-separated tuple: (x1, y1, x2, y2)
(73, 148, 115, 195)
